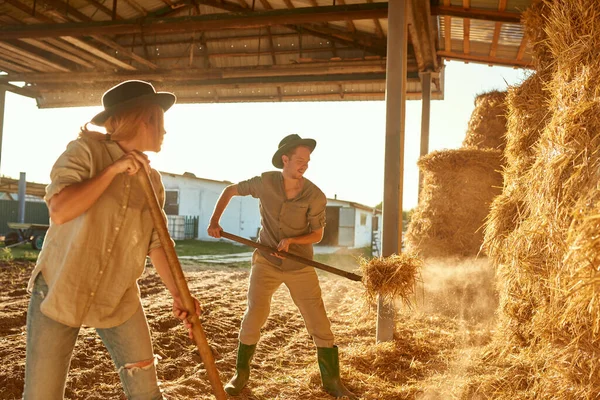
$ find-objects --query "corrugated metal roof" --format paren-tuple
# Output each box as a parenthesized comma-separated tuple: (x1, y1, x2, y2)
(0, 0, 534, 107)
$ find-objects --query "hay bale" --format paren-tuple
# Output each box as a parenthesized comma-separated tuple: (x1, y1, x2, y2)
(522, 0, 554, 70)
(462, 91, 508, 151)
(405, 148, 503, 259)
(472, 0, 600, 398)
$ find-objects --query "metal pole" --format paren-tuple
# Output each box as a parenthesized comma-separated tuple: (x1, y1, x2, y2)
(378, 0, 407, 343)
(18, 172, 26, 223)
(418, 71, 432, 201)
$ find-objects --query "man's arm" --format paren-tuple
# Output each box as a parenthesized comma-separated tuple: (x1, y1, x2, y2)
(276, 227, 324, 253)
(207, 184, 239, 238)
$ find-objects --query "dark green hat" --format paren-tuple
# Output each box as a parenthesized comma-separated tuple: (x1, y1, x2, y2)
(91, 80, 176, 126)
(272, 134, 317, 169)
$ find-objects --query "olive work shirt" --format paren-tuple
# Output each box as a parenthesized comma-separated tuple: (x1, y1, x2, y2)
(237, 171, 327, 270)
(27, 135, 167, 329)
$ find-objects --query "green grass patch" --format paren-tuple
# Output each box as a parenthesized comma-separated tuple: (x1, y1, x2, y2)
(174, 239, 252, 257)
(1, 245, 40, 262)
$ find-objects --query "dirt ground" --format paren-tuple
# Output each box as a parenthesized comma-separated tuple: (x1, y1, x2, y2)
(0, 257, 496, 400)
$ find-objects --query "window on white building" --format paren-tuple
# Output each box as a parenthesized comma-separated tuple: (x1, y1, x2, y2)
(164, 190, 179, 215)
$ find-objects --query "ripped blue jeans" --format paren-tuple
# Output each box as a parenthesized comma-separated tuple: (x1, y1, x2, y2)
(23, 274, 163, 400)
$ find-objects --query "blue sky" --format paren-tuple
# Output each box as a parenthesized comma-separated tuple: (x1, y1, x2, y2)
(2, 61, 530, 209)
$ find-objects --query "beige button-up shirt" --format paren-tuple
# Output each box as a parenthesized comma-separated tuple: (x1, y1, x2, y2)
(237, 171, 327, 271)
(28, 135, 166, 329)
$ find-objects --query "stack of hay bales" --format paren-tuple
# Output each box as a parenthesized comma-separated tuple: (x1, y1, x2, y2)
(405, 92, 506, 259)
(474, 0, 600, 397)
(462, 90, 508, 151)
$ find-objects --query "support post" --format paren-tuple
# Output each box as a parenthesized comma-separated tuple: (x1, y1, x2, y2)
(418, 70, 432, 200)
(18, 172, 26, 223)
(378, 0, 407, 343)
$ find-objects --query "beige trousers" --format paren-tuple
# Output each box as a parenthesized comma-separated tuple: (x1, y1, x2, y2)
(239, 252, 335, 348)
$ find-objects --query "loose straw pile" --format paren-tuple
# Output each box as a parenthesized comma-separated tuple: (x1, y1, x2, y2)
(358, 253, 423, 307)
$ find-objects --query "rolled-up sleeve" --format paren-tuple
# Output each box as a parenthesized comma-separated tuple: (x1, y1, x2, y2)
(148, 170, 173, 253)
(44, 139, 92, 204)
(308, 193, 327, 231)
(237, 175, 263, 198)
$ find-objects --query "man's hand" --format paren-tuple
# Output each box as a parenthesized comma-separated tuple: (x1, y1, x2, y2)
(172, 296, 202, 339)
(272, 237, 293, 259)
(207, 220, 223, 238)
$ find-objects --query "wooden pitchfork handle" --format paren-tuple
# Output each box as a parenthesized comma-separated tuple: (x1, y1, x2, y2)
(138, 169, 227, 400)
(220, 231, 363, 282)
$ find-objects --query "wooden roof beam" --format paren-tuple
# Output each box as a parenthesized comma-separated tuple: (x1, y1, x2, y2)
(0, 60, 399, 83)
(186, 0, 386, 56)
(516, 34, 528, 61)
(0, 83, 38, 98)
(438, 50, 532, 68)
(337, 0, 356, 33)
(0, 41, 70, 71)
(80, 0, 125, 20)
(367, 0, 385, 38)
(34, 72, 407, 91)
(408, 0, 439, 72)
(443, 0, 451, 52)
(18, 38, 95, 68)
(0, 57, 35, 73)
(0, 3, 389, 39)
(44, 7, 157, 69)
(463, 0, 470, 55)
(3, 0, 140, 70)
(431, 5, 521, 23)
(489, 0, 507, 58)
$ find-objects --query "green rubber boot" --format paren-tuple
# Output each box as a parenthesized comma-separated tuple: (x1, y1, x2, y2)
(224, 342, 257, 396)
(317, 346, 358, 399)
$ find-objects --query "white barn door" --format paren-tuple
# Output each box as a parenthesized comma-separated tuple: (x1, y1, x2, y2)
(338, 208, 355, 247)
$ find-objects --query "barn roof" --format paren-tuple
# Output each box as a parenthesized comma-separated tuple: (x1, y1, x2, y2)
(0, 0, 533, 108)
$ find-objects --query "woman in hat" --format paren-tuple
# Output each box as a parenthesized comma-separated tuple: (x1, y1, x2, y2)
(23, 80, 200, 400)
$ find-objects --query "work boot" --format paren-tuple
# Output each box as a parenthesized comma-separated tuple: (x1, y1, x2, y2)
(317, 346, 358, 399)
(224, 342, 257, 396)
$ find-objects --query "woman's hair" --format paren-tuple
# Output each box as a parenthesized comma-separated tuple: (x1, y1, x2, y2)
(79, 102, 165, 143)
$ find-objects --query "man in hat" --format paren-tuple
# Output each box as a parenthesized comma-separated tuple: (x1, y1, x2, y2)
(207, 134, 357, 399)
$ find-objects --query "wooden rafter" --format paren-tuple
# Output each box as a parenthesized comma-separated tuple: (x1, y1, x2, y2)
(408, 0, 438, 72)
(463, 0, 470, 55)
(431, 5, 521, 23)
(0, 83, 38, 98)
(3, 0, 149, 70)
(0, 60, 397, 83)
(443, 0, 451, 52)
(186, 1, 387, 56)
(366, 0, 384, 38)
(516, 34, 528, 61)
(266, 26, 277, 65)
(489, 0, 507, 58)
(47, 12, 155, 69)
(43, 37, 116, 69)
(0, 58, 33, 73)
(0, 41, 69, 72)
(337, 0, 356, 33)
(0, 3, 389, 39)
(145, 46, 352, 60)
(80, 0, 124, 20)
(19, 38, 95, 68)
(438, 50, 532, 68)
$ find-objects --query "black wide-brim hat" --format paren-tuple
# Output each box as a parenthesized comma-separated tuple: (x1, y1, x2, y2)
(272, 134, 317, 169)
(91, 80, 176, 126)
